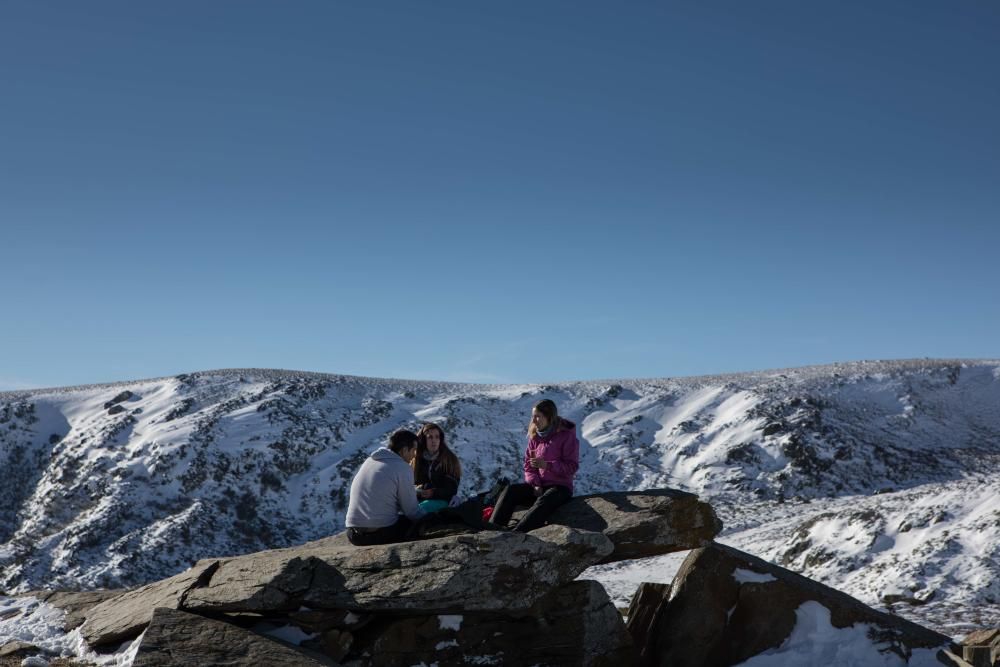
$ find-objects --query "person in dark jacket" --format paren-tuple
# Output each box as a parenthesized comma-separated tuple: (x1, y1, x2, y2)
(487, 399, 579, 532)
(412, 422, 462, 512)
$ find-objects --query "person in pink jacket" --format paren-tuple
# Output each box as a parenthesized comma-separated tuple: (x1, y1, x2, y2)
(487, 399, 579, 532)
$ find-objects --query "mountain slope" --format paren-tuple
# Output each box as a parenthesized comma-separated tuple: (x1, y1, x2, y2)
(1, 359, 998, 634)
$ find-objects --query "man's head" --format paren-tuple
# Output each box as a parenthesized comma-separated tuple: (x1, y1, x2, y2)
(388, 429, 419, 463)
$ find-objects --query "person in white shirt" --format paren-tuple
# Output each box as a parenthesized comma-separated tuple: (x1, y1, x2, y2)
(345, 429, 426, 546)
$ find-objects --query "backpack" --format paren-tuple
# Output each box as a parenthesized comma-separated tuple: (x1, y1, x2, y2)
(480, 476, 510, 508)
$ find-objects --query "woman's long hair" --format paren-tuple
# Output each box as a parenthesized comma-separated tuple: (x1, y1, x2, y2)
(528, 399, 560, 438)
(413, 423, 462, 482)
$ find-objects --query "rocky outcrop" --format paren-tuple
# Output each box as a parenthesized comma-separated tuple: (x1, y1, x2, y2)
(81, 525, 612, 647)
(45, 484, 975, 666)
(132, 607, 334, 667)
(112, 525, 632, 665)
(547, 489, 721, 562)
(628, 542, 956, 666)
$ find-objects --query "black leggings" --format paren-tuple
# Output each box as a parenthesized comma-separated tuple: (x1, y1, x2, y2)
(346, 516, 414, 546)
(488, 483, 571, 533)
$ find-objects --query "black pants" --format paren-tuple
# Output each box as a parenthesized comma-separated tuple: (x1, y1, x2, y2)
(488, 483, 571, 533)
(346, 516, 414, 546)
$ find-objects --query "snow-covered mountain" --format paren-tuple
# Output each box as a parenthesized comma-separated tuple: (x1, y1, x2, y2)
(1, 359, 998, 636)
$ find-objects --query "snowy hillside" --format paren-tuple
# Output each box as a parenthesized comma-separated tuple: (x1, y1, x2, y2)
(1, 359, 998, 636)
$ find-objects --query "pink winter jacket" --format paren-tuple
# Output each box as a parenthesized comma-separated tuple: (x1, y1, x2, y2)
(523, 418, 580, 493)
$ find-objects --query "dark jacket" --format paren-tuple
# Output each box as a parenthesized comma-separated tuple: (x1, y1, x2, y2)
(414, 455, 460, 502)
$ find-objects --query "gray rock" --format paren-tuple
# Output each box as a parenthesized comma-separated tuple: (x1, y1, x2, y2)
(184, 525, 612, 614)
(132, 607, 334, 666)
(625, 581, 670, 658)
(547, 489, 722, 562)
(80, 560, 218, 646)
(355, 580, 635, 667)
(0, 640, 43, 658)
(637, 542, 956, 667)
(103, 390, 133, 408)
(25, 589, 125, 630)
(960, 629, 1000, 667)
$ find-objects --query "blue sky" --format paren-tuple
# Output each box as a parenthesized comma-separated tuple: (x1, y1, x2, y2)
(1, 1, 998, 389)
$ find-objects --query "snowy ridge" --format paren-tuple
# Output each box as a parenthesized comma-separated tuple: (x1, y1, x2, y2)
(1, 359, 998, 637)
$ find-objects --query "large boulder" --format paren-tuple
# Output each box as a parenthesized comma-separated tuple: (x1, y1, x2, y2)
(351, 580, 635, 666)
(81, 526, 611, 646)
(547, 489, 721, 562)
(80, 561, 218, 646)
(132, 607, 333, 666)
(184, 525, 611, 614)
(632, 542, 956, 666)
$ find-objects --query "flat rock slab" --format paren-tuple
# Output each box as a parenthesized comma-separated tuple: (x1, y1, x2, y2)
(132, 607, 333, 667)
(184, 525, 612, 615)
(635, 541, 955, 667)
(547, 489, 722, 563)
(80, 561, 218, 646)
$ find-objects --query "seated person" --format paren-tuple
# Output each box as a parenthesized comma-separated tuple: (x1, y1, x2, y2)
(487, 399, 578, 532)
(412, 422, 462, 513)
(345, 429, 426, 546)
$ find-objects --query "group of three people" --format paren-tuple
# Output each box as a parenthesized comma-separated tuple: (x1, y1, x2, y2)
(345, 399, 579, 546)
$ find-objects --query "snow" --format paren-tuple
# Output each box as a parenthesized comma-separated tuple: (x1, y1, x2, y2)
(0, 596, 140, 666)
(438, 614, 463, 631)
(735, 601, 946, 667)
(733, 568, 777, 584)
(259, 623, 317, 645)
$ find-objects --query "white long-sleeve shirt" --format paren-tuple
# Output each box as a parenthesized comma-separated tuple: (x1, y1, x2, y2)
(345, 447, 425, 528)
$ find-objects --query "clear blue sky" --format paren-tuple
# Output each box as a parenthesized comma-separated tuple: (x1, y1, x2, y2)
(1, 1, 998, 389)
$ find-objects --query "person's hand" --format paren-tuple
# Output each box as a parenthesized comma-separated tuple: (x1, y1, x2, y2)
(418, 488, 434, 499)
(533, 486, 543, 497)
(529, 457, 548, 470)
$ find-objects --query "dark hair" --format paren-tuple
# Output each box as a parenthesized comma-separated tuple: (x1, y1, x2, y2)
(413, 423, 462, 480)
(528, 399, 559, 437)
(388, 429, 419, 453)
